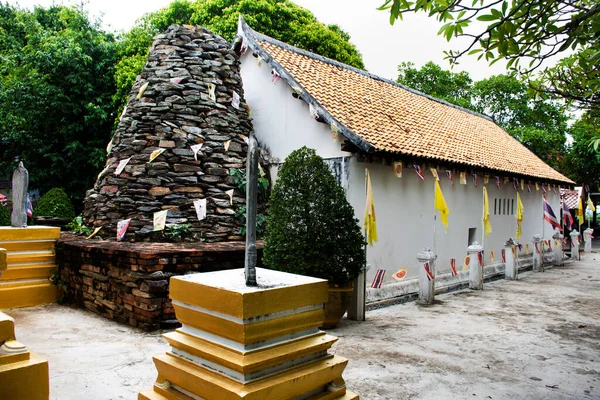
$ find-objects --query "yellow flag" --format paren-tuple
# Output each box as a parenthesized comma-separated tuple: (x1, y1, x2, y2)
(483, 186, 492, 237)
(515, 192, 524, 239)
(435, 180, 450, 233)
(577, 197, 584, 226)
(587, 197, 595, 212)
(364, 169, 378, 246)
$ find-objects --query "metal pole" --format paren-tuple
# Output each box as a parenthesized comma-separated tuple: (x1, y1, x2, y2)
(244, 134, 258, 286)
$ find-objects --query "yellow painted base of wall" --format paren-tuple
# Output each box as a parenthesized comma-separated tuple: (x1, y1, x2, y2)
(0, 226, 60, 310)
(140, 268, 359, 400)
(0, 311, 49, 399)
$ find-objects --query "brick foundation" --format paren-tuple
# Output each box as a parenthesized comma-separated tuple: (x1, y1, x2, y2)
(56, 234, 263, 330)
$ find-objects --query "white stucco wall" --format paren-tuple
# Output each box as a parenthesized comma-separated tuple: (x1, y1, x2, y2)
(239, 51, 350, 163)
(240, 50, 566, 298)
(345, 161, 564, 288)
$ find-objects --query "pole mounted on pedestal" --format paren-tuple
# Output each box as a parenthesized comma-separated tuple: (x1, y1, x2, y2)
(245, 134, 258, 286)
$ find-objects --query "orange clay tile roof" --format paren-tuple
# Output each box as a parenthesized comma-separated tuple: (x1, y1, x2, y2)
(239, 19, 574, 184)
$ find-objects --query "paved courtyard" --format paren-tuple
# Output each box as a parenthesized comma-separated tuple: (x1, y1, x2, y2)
(7, 253, 600, 399)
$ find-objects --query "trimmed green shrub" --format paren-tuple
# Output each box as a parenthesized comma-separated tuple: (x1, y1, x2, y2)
(263, 147, 365, 284)
(33, 188, 76, 220)
(0, 205, 10, 226)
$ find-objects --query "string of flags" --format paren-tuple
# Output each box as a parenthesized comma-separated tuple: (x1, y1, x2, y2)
(391, 162, 567, 194)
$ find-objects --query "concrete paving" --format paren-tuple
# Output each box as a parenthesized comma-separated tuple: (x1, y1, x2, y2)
(6, 252, 600, 399)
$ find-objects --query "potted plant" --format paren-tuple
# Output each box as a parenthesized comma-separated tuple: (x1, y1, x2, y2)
(263, 147, 365, 328)
(33, 188, 76, 228)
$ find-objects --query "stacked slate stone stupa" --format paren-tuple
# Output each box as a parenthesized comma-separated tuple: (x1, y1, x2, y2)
(84, 25, 253, 242)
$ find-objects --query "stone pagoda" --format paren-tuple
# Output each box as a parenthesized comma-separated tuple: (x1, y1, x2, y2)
(83, 25, 253, 242)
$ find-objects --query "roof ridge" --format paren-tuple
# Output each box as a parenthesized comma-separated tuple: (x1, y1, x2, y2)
(238, 16, 494, 123)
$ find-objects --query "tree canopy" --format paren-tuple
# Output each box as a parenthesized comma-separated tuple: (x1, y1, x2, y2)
(397, 62, 569, 170)
(397, 61, 473, 109)
(114, 0, 364, 114)
(0, 3, 118, 203)
(380, 0, 600, 114)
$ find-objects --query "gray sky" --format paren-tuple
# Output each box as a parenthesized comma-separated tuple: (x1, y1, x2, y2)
(8, 0, 508, 81)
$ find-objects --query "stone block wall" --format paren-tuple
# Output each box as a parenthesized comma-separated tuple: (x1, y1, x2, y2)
(56, 234, 263, 331)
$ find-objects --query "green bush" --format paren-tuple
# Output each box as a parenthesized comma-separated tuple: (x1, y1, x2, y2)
(263, 147, 365, 284)
(0, 205, 10, 226)
(33, 188, 76, 219)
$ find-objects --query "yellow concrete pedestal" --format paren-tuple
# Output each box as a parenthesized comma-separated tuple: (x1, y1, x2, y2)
(139, 268, 359, 399)
(0, 312, 49, 399)
(0, 226, 60, 309)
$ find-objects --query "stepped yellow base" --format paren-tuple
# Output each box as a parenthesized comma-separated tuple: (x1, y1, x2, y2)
(0, 226, 60, 310)
(0, 312, 49, 400)
(0, 281, 57, 309)
(140, 268, 359, 400)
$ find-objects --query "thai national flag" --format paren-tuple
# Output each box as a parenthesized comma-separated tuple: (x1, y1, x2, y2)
(543, 194, 561, 231)
(413, 165, 425, 180)
(513, 178, 519, 190)
(541, 184, 547, 194)
(477, 251, 484, 266)
(473, 174, 478, 188)
(450, 258, 457, 276)
(553, 184, 557, 195)
(424, 262, 434, 281)
(496, 176, 501, 189)
(446, 170, 453, 184)
(527, 183, 532, 192)
(501, 249, 506, 263)
(534, 242, 540, 254)
(371, 269, 386, 288)
(26, 195, 33, 217)
(562, 200, 573, 230)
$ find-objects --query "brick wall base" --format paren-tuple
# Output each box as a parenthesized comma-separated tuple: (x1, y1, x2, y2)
(56, 234, 263, 330)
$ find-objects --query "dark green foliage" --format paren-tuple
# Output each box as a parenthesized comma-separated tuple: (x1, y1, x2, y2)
(33, 188, 76, 219)
(263, 147, 365, 284)
(397, 61, 473, 109)
(0, 4, 118, 204)
(114, 0, 364, 115)
(0, 205, 10, 226)
(66, 215, 91, 235)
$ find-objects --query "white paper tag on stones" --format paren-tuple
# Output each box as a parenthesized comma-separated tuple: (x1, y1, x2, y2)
(257, 56, 263, 67)
(149, 148, 165, 163)
(238, 134, 249, 145)
(224, 140, 231, 152)
(116, 219, 131, 242)
(119, 106, 127, 121)
(191, 144, 204, 161)
(258, 164, 266, 177)
(153, 210, 168, 232)
(225, 189, 234, 205)
(232, 91, 240, 110)
(207, 83, 216, 102)
(106, 138, 114, 154)
(194, 199, 207, 221)
(240, 40, 248, 55)
(114, 157, 131, 175)
(136, 82, 149, 99)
